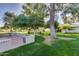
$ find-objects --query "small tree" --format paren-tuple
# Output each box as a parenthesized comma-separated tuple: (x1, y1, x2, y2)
(11, 14, 29, 29)
(29, 13, 44, 31)
(3, 11, 16, 32)
(11, 13, 44, 35)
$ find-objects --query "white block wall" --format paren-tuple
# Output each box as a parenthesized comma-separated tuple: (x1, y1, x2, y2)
(25, 35, 35, 44)
(62, 30, 79, 33)
(0, 35, 35, 52)
(0, 39, 11, 52)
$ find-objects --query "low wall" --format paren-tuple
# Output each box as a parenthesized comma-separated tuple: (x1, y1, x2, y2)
(25, 35, 35, 44)
(0, 34, 35, 52)
(62, 30, 79, 33)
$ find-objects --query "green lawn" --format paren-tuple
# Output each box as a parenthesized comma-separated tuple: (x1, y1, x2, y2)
(1, 33, 79, 56)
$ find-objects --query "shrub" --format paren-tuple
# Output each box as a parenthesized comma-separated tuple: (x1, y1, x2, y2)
(54, 20, 59, 29)
(61, 24, 73, 30)
(45, 20, 59, 29)
(56, 26, 62, 32)
(38, 28, 50, 36)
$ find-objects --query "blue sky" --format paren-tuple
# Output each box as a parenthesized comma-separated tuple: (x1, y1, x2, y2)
(0, 3, 23, 27)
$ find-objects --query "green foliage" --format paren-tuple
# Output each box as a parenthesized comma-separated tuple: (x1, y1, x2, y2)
(11, 13, 44, 29)
(62, 4, 79, 23)
(54, 21, 59, 29)
(4, 11, 16, 26)
(11, 15, 29, 28)
(22, 3, 49, 17)
(61, 24, 73, 30)
(29, 13, 44, 29)
(39, 31, 50, 36)
(8, 4, 49, 31)
(46, 20, 59, 29)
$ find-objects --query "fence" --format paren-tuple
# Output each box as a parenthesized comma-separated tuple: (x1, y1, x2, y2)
(0, 33, 35, 52)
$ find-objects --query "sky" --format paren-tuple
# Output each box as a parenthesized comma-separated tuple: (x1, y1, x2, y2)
(0, 3, 23, 27)
(57, 11, 64, 24)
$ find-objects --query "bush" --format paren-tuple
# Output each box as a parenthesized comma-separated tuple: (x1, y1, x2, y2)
(46, 20, 59, 29)
(12, 13, 44, 30)
(56, 26, 62, 32)
(61, 24, 73, 30)
(54, 21, 59, 29)
(38, 29, 50, 36)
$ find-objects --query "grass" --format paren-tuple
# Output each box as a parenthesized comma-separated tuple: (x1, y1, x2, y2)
(1, 33, 79, 56)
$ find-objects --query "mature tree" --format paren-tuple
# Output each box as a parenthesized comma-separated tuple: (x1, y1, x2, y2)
(57, 4, 79, 24)
(4, 11, 15, 24)
(54, 3, 68, 24)
(50, 3, 56, 39)
(22, 3, 49, 34)
(62, 4, 79, 23)
(29, 13, 44, 29)
(45, 20, 59, 30)
(11, 15, 28, 28)
(61, 3, 68, 24)
(22, 3, 49, 17)
(3, 11, 16, 31)
(22, 3, 63, 38)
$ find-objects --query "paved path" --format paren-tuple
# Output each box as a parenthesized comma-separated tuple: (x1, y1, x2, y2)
(57, 37, 76, 40)
(43, 36, 53, 45)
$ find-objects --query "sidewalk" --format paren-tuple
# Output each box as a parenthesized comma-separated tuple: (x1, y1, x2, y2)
(43, 36, 52, 45)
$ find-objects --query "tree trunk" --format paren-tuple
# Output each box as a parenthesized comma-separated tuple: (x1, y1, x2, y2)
(50, 3, 56, 39)
(61, 4, 68, 24)
(50, 24, 56, 38)
(64, 16, 67, 24)
(72, 15, 76, 23)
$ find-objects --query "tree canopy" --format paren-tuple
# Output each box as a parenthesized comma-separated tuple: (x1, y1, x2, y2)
(22, 3, 49, 17)
(11, 13, 44, 29)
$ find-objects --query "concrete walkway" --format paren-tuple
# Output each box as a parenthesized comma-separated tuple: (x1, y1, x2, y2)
(57, 37, 76, 40)
(43, 36, 53, 45)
